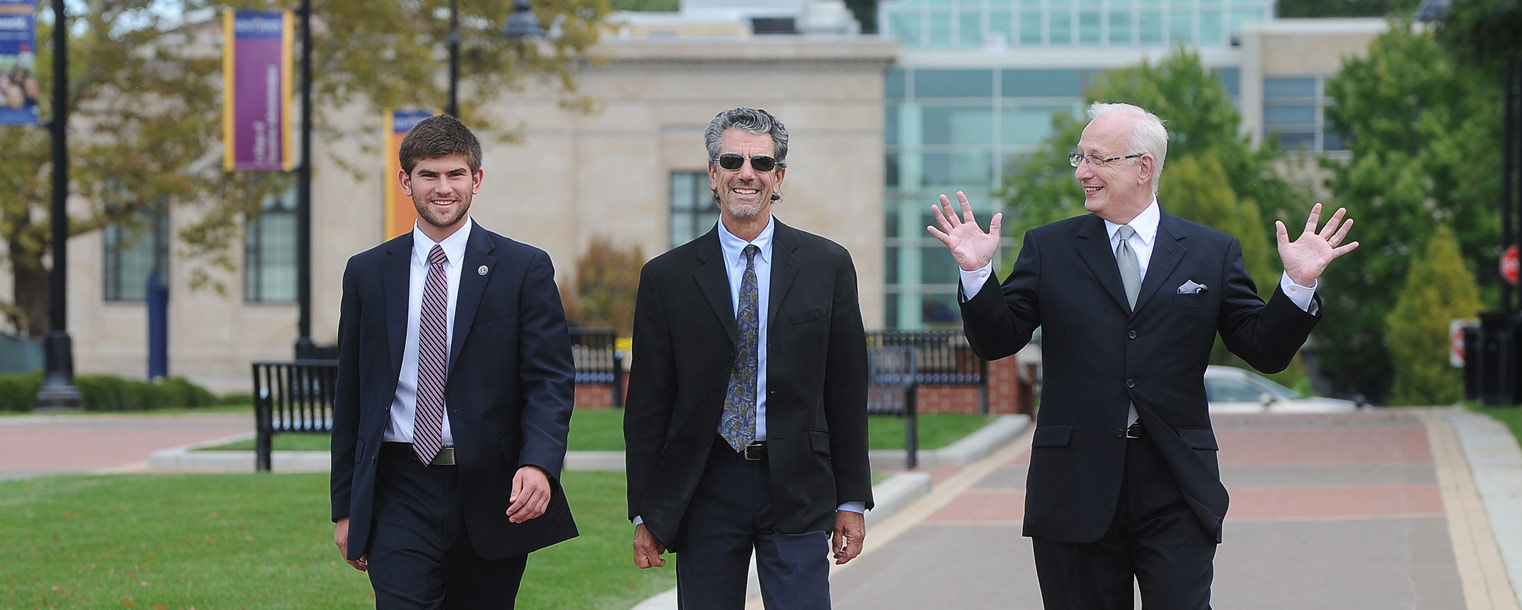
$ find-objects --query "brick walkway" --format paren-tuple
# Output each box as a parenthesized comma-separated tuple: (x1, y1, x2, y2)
(827, 410, 1500, 610)
(0, 412, 249, 480)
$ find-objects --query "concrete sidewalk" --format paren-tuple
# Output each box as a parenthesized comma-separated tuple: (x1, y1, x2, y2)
(0, 412, 248, 481)
(817, 407, 1522, 610)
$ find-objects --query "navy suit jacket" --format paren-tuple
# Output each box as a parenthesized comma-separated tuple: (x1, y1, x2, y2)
(330, 223, 578, 560)
(960, 207, 1320, 544)
(624, 220, 874, 548)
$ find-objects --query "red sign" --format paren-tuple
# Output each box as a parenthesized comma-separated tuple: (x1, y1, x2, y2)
(1503, 245, 1520, 286)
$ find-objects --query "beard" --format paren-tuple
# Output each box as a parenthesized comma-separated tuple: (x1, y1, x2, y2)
(713, 189, 765, 220)
(413, 192, 470, 230)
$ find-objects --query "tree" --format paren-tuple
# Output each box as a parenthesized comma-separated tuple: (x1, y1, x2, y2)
(1319, 18, 1501, 401)
(1277, 0, 1421, 18)
(563, 235, 643, 335)
(1158, 155, 1276, 292)
(1385, 225, 1481, 405)
(0, 0, 610, 339)
(1433, 0, 1522, 73)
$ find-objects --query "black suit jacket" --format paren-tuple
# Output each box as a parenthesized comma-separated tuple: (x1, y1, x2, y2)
(960, 208, 1319, 544)
(330, 223, 578, 560)
(624, 220, 874, 548)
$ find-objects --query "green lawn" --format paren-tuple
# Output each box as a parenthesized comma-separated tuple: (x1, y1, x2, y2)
(201, 410, 998, 453)
(0, 471, 672, 609)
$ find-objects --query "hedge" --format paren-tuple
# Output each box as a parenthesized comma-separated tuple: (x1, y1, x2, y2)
(0, 372, 218, 412)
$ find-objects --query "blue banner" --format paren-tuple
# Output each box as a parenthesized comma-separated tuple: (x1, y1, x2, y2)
(0, 0, 37, 126)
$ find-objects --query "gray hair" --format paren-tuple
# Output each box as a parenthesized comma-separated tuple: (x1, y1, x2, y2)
(704, 107, 789, 167)
(1088, 102, 1167, 195)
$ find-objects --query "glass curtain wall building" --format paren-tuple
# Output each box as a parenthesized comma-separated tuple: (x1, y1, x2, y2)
(880, 0, 1269, 329)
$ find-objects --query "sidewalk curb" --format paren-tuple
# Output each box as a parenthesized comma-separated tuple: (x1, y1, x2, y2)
(1446, 407, 1522, 606)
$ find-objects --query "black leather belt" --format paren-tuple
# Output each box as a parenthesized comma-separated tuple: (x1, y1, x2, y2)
(716, 436, 768, 461)
(1118, 421, 1146, 439)
(380, 442, 457, 466)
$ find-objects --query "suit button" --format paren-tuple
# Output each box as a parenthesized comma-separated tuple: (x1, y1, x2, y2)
(1127, 330, 1137, 339)
(1126, 379, 1136, 388)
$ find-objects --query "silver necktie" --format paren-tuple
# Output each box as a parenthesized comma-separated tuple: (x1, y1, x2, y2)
(1116, 225, 1140, 310)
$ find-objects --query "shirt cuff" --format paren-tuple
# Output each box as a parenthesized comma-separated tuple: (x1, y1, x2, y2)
(633, 515, 643, 526)
(838, 502, 866, 514)
(1280, 272, 1318, 313)
(960, 262, 994, 301)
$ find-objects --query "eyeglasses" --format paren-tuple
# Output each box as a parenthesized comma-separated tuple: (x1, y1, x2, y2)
(1069, 152, 1143, 168)
(714, 153, 783, 172)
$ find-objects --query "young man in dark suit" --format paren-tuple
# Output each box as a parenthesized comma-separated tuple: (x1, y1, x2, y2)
(330, 114, 577, 608)
(624, 107, 873, 609)
(930, 102, 1359, 609)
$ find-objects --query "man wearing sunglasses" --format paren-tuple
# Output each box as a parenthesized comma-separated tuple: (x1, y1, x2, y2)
(624, 107, 873, 609)
(929, 102, 1358, 609)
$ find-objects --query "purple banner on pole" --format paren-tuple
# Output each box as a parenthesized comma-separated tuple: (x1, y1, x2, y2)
(223, 10, 291, 171)
(0, 0, 38, 126)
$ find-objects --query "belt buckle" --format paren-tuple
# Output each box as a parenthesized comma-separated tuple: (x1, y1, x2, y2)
(1122, 423, 1143, 439)
(741, 443, 765, 461)
(432, 447, 457, 466)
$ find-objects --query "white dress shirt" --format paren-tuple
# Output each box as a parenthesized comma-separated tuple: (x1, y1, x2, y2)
(959, 200, 1319, 312)
(384, 217, 473, 446)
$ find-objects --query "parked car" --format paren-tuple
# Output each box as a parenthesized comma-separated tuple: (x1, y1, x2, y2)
(1203, 365, 1361, 413)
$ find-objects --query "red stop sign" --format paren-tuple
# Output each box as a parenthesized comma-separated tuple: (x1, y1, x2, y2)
(1504, 245, 1520, 285)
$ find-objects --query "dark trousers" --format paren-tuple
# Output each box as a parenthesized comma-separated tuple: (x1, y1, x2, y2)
(1031, 431, 1216, 610)
(366, 451, 528, 610)
(672, 438, 832, 610)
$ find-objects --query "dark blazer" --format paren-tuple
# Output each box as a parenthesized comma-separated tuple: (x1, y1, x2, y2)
(330, 223, 578, 561)
(960, 207, 1319, 544)
(624, 220, 874, 548)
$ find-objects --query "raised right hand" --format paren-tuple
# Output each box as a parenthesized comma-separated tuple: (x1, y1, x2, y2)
(927, 191, 1002, 272)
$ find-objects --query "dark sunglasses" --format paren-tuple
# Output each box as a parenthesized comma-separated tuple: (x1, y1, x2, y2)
(714, 153, 782, 172)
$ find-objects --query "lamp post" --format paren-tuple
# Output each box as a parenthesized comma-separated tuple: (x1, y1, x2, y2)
(36, 0, 81, 411)
(294, 0, 315, 359)
(447, 0, 544, 118)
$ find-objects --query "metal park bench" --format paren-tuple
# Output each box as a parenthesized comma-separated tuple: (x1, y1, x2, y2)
(251, 360, 337, 472)
(867, 346, 920, 469)
(868, 329, 989, 414)
(569, 327, 625, 407)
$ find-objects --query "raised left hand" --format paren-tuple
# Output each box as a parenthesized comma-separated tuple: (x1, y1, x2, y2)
(832, 510, 866, 565)
(507, 465, 551, 523)
(1277, 203, 1359, 286)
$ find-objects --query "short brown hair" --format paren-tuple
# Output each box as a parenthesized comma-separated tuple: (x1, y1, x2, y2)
(398, 114, 483, 174)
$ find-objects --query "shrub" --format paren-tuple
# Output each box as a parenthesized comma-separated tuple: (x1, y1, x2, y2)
(1385, 225, 1483, 406)
(0, 370, 43, 412)
(0, 372, 219, 412)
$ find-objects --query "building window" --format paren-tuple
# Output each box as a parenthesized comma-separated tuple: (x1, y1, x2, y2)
(244, 185, 298, 303)
(670, 171, 717, 248)
(1263, 76, 1345, 153)
(103, 208, 169, 302)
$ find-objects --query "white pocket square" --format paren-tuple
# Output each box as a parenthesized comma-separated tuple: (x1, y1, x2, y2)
(1177, 280, 1208, 294)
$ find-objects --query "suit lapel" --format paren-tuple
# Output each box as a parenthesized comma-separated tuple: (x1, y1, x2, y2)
(449, 225, 496, 371)
(1134, 209, 1185, 313)
(383, 234, 413, 379)
(1074, 215, 1132, 313)
(768, 221, 801, 326)
(693, 228, 738, 346)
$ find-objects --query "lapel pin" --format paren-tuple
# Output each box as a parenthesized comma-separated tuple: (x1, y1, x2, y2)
(478, 265, 489, 276)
